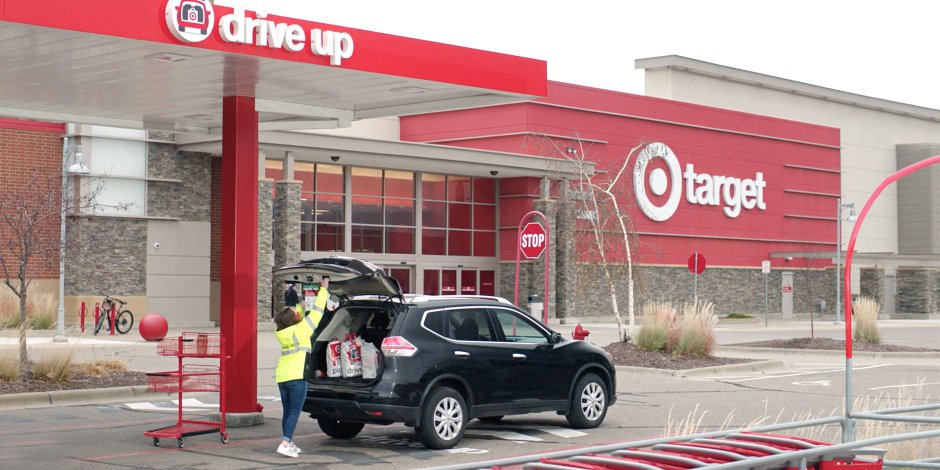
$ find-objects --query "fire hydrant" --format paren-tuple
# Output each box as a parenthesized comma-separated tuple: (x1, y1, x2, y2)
(572, 323, 590, 341)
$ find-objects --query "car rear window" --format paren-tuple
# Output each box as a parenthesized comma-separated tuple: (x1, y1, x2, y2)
(316, 305, 394, 347)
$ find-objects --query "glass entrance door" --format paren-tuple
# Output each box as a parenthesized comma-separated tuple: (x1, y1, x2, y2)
(422, 268, 496, 296)
(382, 266, 412, 294)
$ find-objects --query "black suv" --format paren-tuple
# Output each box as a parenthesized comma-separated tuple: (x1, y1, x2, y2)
(275, 257, 616, 449)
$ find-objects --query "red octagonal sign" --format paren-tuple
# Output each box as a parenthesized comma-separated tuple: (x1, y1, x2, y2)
(520, 222, 547, 259)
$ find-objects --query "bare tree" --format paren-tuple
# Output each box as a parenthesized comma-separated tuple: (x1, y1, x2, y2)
(0, 166, 112, 376)
(542, 136, 645, 342)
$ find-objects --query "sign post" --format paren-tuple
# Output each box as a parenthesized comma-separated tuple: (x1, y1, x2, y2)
(513, 213, 550, 324)
(761, 260, 771, 327)
(687, 252, 706, 303)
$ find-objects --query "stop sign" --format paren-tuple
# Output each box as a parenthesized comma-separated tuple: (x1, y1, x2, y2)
(687, 252, 706, 275)
(519, 222, 547, 259)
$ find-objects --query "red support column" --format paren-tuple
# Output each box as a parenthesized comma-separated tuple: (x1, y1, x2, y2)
(220, 95, 260, 413)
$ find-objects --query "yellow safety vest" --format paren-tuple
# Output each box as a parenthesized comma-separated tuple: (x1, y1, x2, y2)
(275, 288, 328, 383)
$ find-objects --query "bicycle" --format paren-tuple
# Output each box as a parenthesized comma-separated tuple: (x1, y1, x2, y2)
(95, 295, 135, 335)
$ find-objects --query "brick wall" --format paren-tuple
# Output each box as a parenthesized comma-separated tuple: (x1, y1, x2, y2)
(0, 121, 65, 279)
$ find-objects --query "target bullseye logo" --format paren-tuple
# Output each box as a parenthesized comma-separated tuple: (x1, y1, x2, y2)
(633, 142, 682, 221)
(166, 0, 215, 43)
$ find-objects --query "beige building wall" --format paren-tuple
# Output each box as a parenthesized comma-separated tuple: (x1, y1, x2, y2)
(638, 56, 940, 255)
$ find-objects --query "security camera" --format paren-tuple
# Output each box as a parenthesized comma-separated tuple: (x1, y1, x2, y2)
(490, 170, 499, 176)
(330, 155, 340, 162)
(154, 242, 161, 249)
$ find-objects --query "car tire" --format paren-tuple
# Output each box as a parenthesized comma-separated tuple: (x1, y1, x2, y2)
(317, 418, 365, 439)
(417, 386, 467, 449)
(566, 373, 608, 429)
(478, 415, 503, 422)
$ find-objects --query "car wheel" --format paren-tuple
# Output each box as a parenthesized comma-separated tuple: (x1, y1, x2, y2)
(418, 386, 466, 449)
(566, 373, 608, 429)
(478, 415, 503, 422)
(317, 418, 365, 439)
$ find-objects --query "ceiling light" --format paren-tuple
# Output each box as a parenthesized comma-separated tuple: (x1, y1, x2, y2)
(390, 86, 430, 94)
(184, 114, 216, 121)
(147, 52, 194, 63)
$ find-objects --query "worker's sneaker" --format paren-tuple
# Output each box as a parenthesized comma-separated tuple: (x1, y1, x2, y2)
(277, 443, 298, 458)
(290, 442, 302, 454)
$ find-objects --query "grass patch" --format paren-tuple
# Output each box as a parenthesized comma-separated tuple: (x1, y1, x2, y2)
(636, 301, 676, 352)
(673, 301, 718, 357)
(0, 351, 19, 381)
(31, 350, 74, 383)
(725, 312, 753, 319)
(853, 296, 881, 344)
(74, 359, 128, 378)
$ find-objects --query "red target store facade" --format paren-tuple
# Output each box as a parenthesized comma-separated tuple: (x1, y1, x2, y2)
(400, 82, 841, 319)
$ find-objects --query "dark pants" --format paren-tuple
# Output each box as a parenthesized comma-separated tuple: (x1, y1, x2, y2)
(278, 379, 308, 441)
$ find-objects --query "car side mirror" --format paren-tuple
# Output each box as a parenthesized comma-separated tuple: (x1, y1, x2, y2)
(551, 331, 563, 344)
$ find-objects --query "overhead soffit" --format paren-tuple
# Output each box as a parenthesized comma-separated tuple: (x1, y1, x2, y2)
(0, 1, 547, 134)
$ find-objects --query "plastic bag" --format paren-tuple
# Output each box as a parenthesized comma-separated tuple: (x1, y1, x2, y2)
(361, 342, 378, 379)
(326, 338, 343, 377)
(340, 333, 362, 378)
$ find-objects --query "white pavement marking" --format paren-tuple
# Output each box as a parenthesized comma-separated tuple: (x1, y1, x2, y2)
(869, 382, 940, 391)
(126, 398, 217, 412)
(174, 398, 218, 408)
(464, 430, 543, 442)
(720, 364, 890, 383)
(792, 380, 831, 386)
(504, 425, 588, 438)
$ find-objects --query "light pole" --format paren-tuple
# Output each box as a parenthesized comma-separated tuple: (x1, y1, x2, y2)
(834, 198, 857, 326)
(54, 138, 90, 343)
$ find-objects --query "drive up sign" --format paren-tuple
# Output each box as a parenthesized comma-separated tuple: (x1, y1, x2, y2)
(520, 222, 547, 259)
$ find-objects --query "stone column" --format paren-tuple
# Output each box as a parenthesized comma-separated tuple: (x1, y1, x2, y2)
(272, 180, 301, 315)
(555, 194, 577, 324)
(859, 267, 885, 307)
(257, 178, 273, 320)
(895, 267, 938, 319)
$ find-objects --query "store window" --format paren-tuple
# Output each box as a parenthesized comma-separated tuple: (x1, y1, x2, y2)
(421, 174, 496, 257)
(350, 168, 415, 254)
(300, 163, 345, 252)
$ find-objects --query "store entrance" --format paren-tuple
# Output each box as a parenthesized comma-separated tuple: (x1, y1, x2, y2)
(381, 266, 413, 294)
(423, 268, 495, 296)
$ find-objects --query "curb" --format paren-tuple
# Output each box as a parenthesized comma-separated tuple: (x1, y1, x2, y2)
(616, 359, 784, 378)
(715, 346, 940, 360)
(0, 385, 172, 411)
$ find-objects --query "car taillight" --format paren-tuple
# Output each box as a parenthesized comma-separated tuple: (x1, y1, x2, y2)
(381, 336, 417, 357)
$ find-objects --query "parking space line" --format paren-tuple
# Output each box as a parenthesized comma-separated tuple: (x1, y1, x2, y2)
(721, 364, 889, 383)
(464, 430, 543, 442)
(869, 382, 940, 391)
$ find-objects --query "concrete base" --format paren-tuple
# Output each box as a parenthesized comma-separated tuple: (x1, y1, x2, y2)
(211, 412, 264, 427)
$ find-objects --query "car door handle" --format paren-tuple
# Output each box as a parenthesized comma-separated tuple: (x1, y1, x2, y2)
(454, 351, 470, 357)
(512, 353, 526, 360)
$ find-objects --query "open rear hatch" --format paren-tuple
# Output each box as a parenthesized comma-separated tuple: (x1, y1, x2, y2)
(274, 256, 403, 301)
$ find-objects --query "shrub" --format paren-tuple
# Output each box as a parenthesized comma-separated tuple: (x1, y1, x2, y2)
(0, 290, 57, 329)
(725, 312, 752, 319)
(31, 350, 74, 383)
(74, 359, 127, 377)
(853, 296, 881, 344)
(673, 301, 718, 357)
(636, 301, 676, 352)
(0, 351, 18, 381)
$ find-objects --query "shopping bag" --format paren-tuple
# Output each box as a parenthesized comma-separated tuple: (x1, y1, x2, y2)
(326, 338, 343, 377)
(361, 342, 378, 379)
(340, 334, 362, 378)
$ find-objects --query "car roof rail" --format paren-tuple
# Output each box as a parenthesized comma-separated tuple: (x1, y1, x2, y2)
(405, 294, 514, 305)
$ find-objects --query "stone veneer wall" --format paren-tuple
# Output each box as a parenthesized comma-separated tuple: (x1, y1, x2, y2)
(66, 217, 147, 295)
(895, 267, 939, 319)
(859, 267, 885, 307)
(148, 145, 212, 221)
(257, 179, 273, 320)
(271, 181, 301, 316)
(501, 262, 837, 321)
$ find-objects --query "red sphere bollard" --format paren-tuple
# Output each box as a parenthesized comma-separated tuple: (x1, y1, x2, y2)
(572, 323, 591, 341)
(138, 313, 169, 341)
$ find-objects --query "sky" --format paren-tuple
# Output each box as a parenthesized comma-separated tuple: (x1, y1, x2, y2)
(217, 1, 940, 110)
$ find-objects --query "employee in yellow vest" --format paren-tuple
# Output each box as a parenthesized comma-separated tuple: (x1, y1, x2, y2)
(273, 275, 329, 458)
